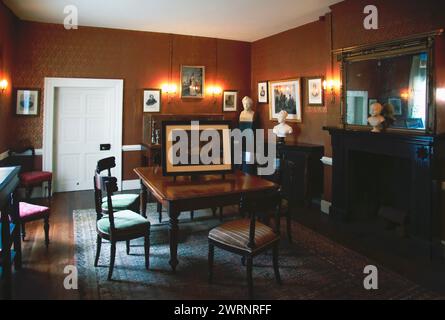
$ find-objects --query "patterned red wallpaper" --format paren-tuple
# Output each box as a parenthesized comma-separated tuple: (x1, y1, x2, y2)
(0, 2, 17, 154)
(12, 22, 251, 178)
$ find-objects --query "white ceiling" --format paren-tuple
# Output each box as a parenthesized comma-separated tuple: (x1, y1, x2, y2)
(3, 0, 341, 42)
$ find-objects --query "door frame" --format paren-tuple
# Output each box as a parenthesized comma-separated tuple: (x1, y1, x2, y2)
(43, 77, 124, 191)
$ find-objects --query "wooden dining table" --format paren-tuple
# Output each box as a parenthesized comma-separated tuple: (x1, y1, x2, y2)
(134, 167, 279, 271)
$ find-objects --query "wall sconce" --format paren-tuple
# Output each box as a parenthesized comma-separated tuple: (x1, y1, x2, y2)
(323, 79, 340, 104)
(207, 86, 222, 103)
(162, 83, 177, 103)
(437, 88, 445, 103)
(0, 79, 8, 94)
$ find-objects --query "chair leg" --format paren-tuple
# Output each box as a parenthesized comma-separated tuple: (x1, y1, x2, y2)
(273, 243, 282, 285)
(44, 217, 50, 248)
(126, 240, 130, 255)
(219, 206, 223, 221)
(286, 207, 292, 243)
(25, 187, 33, 202)
(246, 256, 253, 299)
(190, 210, 194, 220)
(157, 202, 162, 223)
(108, 241, 116, 280)
(208, 243, 214, 283)
(21, 223, 26, 241)
(144, 231, 150, 270)
(47, 180, 52, 199)
(94, 235, 102, 267)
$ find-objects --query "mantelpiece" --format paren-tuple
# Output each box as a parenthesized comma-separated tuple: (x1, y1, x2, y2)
(324, 126, 445, 258)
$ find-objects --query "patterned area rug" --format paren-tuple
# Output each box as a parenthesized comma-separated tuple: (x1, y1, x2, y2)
(74, 205, 441, 300)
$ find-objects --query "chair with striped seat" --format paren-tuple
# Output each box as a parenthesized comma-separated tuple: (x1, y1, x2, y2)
(94, 174, 151, 280)
(208, 192, 282, 299)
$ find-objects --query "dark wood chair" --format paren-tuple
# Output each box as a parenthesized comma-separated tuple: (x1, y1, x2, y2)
(7, 146, 52, 201)
(95, 157, 140, 254)
(208, 192, 282, 299)
(94, 174, 151, 280)
(17, 198, 50, 247)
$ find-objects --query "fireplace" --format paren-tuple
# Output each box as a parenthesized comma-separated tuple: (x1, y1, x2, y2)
(325, 127, 445, 257)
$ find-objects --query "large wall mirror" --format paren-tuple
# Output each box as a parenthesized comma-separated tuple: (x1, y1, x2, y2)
(339, 33, 437, 132)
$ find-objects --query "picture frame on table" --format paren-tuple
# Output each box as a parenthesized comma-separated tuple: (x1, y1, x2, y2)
(14, 88, 40, 116)
(269, 78, 302, 122)
(143, 89, 161, 112)
(161, 120, 233, 176)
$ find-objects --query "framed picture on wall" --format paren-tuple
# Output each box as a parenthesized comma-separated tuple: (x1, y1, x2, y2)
(15, 88, 40, 116)
(305, 77, 324, 106)
(269, 79, 302, 122)
(223, 91, 238, 112)
(388, 97, 402, 115)
(143, 89, 161, 112)
(258, 81, 268, 103)
(180, 65, 205, 98)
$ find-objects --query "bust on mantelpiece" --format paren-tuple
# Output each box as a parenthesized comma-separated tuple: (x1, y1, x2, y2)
(368, 102, 385, 133)
(273, 110, 293, 142)
(239, 96, 255, 122)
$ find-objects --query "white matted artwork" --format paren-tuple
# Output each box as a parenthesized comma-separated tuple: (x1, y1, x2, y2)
(143, 89, 161, 112)
(15, 89, 40, 116)
(223, 91, 238, 112)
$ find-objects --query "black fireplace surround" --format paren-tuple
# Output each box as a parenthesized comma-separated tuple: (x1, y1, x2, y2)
(325, 127, 445, 257)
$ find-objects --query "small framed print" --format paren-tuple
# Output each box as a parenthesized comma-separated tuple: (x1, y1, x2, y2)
(258, 81, 268, 103)
(181, 65, 205, 98)
(306, 77, 324, 106)
(15, 88, 40, 116)
(270, 79, 302, 122)
(223, 91, 238, 112)
(143, 89, 161, 112)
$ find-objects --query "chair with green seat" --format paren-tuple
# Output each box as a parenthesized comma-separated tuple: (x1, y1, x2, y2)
(96, 157, 140, 216)
(93, 174, 151, 280)
(94, 157, 140, 255)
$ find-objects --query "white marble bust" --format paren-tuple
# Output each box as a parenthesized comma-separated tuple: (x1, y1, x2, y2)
(239, 96, 255, 122)
(368, 102, 385, 133)
(273, 110, 293, 138)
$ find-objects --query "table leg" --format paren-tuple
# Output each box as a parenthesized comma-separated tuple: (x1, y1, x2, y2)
(168, 206, 179, 272)
(140, 180, 147, 218)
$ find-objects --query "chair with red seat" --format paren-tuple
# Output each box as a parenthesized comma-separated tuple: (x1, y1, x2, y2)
(8, 146, 52, 200)
(18, 201, 50, 247)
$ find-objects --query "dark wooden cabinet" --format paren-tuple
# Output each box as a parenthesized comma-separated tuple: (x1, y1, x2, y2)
(259, 142, 324, 208)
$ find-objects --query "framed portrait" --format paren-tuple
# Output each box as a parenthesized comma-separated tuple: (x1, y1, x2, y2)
(223, 91, 238, 112)
(143, 89, 161, 112)
(162, 120, 233, 176)
(388, 97, 402, 115)
(15, 88, 40, 116)
(258, 81, 268, 103)
(180, 65, 205, 98)
(306, 77, 324, 106)
(269, 79, 302, 122)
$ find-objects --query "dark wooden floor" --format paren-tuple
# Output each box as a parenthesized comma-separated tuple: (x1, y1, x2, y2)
(7, 190, 445, 299)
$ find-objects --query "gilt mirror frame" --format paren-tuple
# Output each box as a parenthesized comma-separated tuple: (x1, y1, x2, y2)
(336, 30, 442, 134)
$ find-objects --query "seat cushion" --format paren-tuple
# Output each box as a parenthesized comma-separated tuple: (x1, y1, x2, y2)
(19, 202, 50, 220)
(101, 194, 139, 211)
(208, 219, 278, 252)
(97, 210, 149, 237)
(20, 171, 52, 186)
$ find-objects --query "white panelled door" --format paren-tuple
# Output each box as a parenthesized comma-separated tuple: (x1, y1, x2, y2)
(54, 87, 118, 192)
